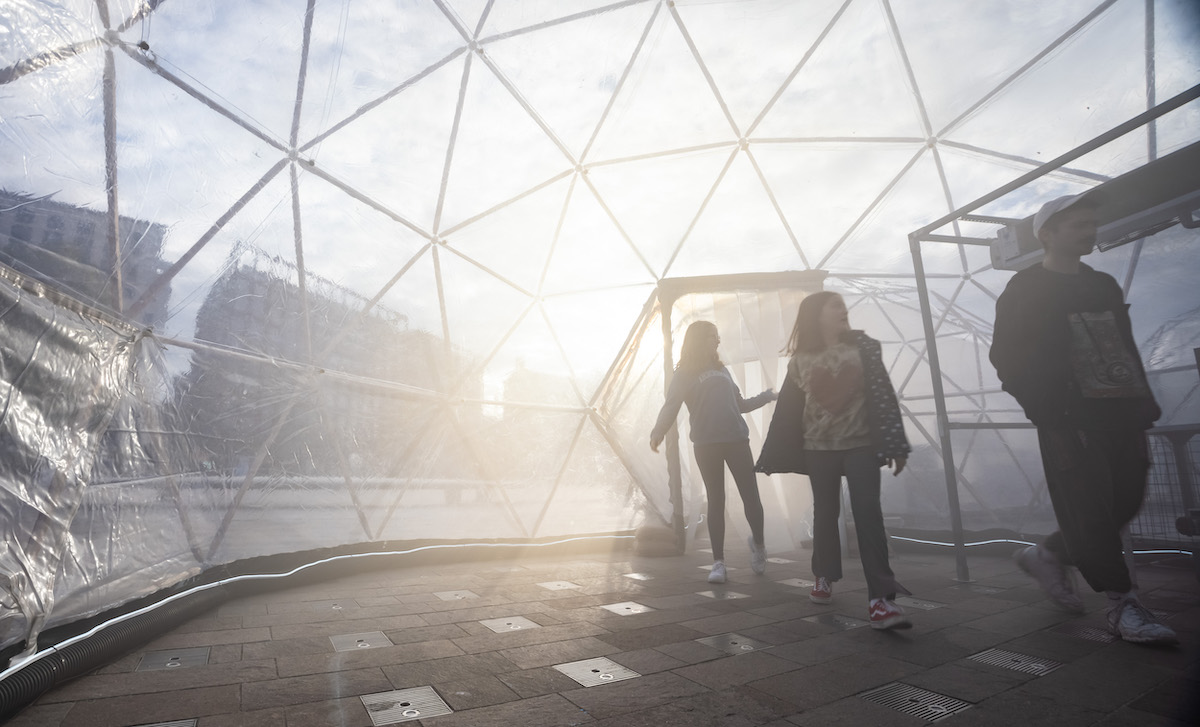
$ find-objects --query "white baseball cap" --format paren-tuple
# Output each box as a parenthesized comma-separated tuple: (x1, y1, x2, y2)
(1032, 191, 1103, 240)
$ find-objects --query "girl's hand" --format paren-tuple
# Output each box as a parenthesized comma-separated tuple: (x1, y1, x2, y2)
(650, 435, 663, 453)
(764, 388, 777, 401)
(886, 456, 907, 476)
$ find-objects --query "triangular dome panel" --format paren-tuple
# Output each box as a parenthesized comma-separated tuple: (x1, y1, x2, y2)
(311, 57, 463, 233)
(754, 0, 926, 140)
(665, 150, 802, 277)
(539, 177, 657, 296)
(587, 9, 736, 162)
(482, 2, 655, 158)
(438, 55, 574, 231)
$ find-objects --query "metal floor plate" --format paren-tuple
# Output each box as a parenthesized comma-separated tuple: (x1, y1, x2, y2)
(137, 647, 211, 671)
(433, 590, 479, 601)
(537, 581, 582, 590)
(969, 648, 1062, 676)
(1054, 622, 1118, 643)
(776, 578, 815, 588)
(553, 656, 640, 687)
(479, 616, 541, 632)
(802, 613, 868, 630)
(895, 596, 946, 610)
(330, 631, 393, 652)
(361, 686, 452, 725)
(695, 633, 772, 655)
(600, 601, 655, 615)
(860, 682, 972, 722)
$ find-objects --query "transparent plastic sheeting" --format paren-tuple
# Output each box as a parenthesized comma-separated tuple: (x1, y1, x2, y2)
(2, 0, 1199, 657)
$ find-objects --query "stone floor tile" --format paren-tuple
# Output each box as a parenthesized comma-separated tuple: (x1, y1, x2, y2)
(608, 647, 688, 674)
(783, 693, 928, 726)
(561, 671, 710, 719)
(499, 635, 622, 670)
(595, 623, 705, 651)
(588, 685, 795, 727)
(451, 621, 610, 655)
(198, 706, 288, 726)
(38, 659, 277, 702)
(60, 684, 241, 727)
(438, 675, 522, 710)
(672, 651, 800, 690)
(275, 637, 463, 678)
(240, 667, 392, 711)
(419, 692, 594, 726)
(901, 660, 1026, 703)
(749, 653, 924, 710)
(280, 695, 371, 727)
(496, 666, 582, 698)
(381, 650, 520, 687)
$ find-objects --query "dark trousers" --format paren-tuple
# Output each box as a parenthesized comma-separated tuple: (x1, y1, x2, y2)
(1037, 427, 1150, 594)
(807, 447, 903, 600)
(693, 440, 765, 561)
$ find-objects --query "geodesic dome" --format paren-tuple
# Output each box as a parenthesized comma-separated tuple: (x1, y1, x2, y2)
(2, 0, 1199, 662)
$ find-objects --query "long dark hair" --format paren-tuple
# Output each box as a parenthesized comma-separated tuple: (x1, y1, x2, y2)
(676, 320, 721, 374)
(785, 291, 841, 355)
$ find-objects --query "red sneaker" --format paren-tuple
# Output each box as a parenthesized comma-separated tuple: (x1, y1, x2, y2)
(809, 577, 832, 604)
(869, 598, 912, 630)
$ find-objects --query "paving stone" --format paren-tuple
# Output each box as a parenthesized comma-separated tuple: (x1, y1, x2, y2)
(451, 621, 610, 655)
(749, 653, 924, 710)
(3, 702, 74, 727)
(783, 692, 929, 726)
(679, 611, 775, 636)
(944, 688, 1106, 726)
(608, 647, 689, 674)
(275, 638, 464, 678)
(1019, 651, 1177, 713)
(37, 659, 277, 702)
(197, 706, 288, 726)
(59, 684, 241, 727)
(279, 695, 371, 727)
(588, 685, 795, 726)
(381, 651, 520, 687)
(496, 666, 582, 698)
(595, 623, 706, 651)
(499, 635, 622, 670)
(672, 650, 799, 689)
(901, 660, 1026, 702)
(144, 625, 273, 650)
(418, 692, 594, 726)
(266, 613, 428, 640)
(768, 632, 873, 667)
(241, 667, 393, 710)
(561, 671, 710, 719)
(965, 603, 1077, 637)
(438, 675, 523, 710)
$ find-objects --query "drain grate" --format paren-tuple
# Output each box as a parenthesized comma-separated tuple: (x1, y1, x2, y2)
(949, 583, 1003, 595)
(553, 657, 640, 687)
(1054, 622, 1118, 643)
(600, 601, 655, 615)
(776, 578, 815, 588)
(695, 633, 772, 655)
(860, 682, 972, 722)
(137, 647, 211, 672)
(361, 686, 452, 725)
(895, 596, 946, 610)
(537, 581, 582, 590)
(969, 648, 1062, 676)
(330, 631, 393, 652)
(623, 572, 654, 580)
(696, 590, 750, 600)
(479, 616, 541, 632)
(433, 590, 479, 601)
(802, 613, 868, 630)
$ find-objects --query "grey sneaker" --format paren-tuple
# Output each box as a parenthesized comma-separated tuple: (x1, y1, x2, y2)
(707, 561, 727, 584)
(1015, 545, 1084, 613)
(748, 536, 766, 575)
(1107, 599, 1178, 645)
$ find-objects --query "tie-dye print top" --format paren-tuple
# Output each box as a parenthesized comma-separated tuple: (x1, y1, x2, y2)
(787, 342, 872, 451)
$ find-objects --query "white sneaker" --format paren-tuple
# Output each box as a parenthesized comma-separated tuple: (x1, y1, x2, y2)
(1107, 598, 1178, 645)
(707, 561, 727, 584)
(748, 536, 766, 575)
(1015, 545, 1084, 613)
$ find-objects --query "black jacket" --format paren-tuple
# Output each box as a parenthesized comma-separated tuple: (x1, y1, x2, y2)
(756, 330, 911, 474)
(989, 263, 1159, 429)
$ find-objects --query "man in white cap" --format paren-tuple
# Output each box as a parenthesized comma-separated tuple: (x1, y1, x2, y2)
(989, 191, 1176, 645)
